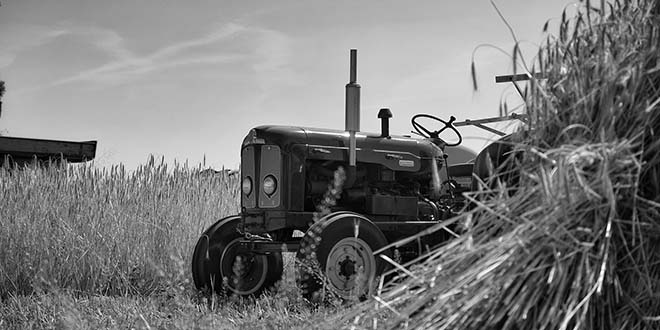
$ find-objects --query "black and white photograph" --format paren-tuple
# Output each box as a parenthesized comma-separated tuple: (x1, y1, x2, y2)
(1, 0, 659, 329)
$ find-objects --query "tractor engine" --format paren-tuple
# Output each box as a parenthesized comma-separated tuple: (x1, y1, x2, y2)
(303, 151, 458, 221)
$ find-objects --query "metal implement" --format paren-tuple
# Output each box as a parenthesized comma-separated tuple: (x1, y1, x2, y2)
(495, 72, 546, 100)
(453, 113, 529, 136)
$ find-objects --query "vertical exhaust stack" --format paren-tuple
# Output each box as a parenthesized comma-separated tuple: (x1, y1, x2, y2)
(345, 49, 360, 167)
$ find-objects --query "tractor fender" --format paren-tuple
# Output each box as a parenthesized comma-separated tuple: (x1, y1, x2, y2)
(300, 211, 392, 269)
(191, 215, 241, 291)
(195, 215, 242, 247)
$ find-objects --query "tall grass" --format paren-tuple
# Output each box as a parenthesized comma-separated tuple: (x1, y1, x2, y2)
(332, 1, 660, 329)
(0, 156, 240, 297)
(0, 156, 331, 329)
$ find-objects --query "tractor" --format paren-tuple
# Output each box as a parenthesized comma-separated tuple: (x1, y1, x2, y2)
(191, 50, 524, 299)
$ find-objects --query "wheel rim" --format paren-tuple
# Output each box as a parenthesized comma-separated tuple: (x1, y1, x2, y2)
(220, 238, 268, 295)
(324, 237, 376, 298)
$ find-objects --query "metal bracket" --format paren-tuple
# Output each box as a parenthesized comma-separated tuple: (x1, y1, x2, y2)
(471, 122, 507, 136)
(453, 113, 528, 136)
(495, 72, 546, 100)
(495, 72, 545, 83)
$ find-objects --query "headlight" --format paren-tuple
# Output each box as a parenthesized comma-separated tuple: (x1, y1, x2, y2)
(263, 175, 277, 196)
(242, 177, 253, 196)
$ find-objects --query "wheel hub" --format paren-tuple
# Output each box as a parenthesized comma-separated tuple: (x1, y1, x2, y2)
(338, 256, 356, 278)
(325, 237, 376, 298)
(221, 239, 268, 295)
(232, 254, 253, 279)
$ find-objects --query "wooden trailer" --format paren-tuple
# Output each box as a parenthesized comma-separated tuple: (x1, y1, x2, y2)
(0, 136, 96, 166)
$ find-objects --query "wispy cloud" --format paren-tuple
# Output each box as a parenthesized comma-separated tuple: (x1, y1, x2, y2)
(0, 24, 68, 69)
(2, 20, 297, 97)
(81, 26, 134, 61)
(52, 23, 248, 85)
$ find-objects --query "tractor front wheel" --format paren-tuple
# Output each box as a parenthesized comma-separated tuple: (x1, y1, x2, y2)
(191, 216, 283, 296)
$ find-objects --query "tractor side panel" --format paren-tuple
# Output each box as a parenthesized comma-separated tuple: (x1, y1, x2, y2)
(288, 145, 307, 211)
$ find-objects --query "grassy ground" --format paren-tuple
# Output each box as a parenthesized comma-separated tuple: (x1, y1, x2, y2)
(0, 158, 337, 329)
(0, 256, 334, 330)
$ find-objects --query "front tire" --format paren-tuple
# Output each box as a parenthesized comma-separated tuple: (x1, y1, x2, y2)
(191, 216, 283, 296)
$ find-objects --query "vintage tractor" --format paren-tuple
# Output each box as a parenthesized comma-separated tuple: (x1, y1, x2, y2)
(191, 50, 523, 299)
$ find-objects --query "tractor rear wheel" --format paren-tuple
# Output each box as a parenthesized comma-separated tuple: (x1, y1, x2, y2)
(296, 212, 390, 301)
(191, 216, 283, 296)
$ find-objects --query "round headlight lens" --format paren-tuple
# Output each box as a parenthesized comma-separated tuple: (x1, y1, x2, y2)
(242, 177, 253, 196)
(263, 175, 277, 196)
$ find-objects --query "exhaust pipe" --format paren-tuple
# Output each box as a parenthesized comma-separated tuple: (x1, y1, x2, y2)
(345, 49, 360, 187)
(345, 49, 360, 166)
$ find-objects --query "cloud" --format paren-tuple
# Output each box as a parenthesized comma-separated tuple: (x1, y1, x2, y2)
(0, 24, 68, 69)
(80, 26, 134, 61)
(3, 20, 297, 97)
(51, 23, 248, 85)
(150, 23, 244, 62)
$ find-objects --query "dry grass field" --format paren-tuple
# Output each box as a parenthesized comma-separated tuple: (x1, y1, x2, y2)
(0, 158, 335, 329)
(2, 1, 660, 329)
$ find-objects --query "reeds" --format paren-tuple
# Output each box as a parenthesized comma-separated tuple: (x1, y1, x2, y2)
(331, 1, 660, 329)
(0, 156, 240, 297)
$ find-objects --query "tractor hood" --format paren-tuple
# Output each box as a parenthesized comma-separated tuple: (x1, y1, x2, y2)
(243, 125, 477, 166)
(244, 125, 438, 156)
(241, 125, 480, 173)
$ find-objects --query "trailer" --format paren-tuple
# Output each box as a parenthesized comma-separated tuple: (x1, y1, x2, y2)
(0, 135, 97, 166)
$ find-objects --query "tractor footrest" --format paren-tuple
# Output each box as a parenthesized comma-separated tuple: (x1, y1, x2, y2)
(239, 240, 300, 254)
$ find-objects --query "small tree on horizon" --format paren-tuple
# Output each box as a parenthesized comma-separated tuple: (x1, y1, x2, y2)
(0, 80, 5, 135)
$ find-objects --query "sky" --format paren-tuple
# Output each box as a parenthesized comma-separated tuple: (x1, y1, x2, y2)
(0, 0, 577, 170)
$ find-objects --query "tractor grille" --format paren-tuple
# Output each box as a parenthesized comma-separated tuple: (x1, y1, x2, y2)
(241, 144, 281, 209)
(241, 145, 256, 208)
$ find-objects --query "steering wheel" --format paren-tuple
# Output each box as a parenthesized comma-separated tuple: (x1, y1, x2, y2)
(411, 114, 463, 147)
